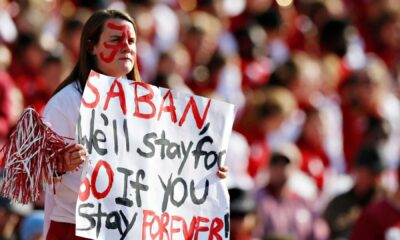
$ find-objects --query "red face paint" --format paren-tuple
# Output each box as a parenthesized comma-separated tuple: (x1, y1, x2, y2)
(99, 22, 134, 63)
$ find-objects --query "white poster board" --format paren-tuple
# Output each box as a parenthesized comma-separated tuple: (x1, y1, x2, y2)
(75, 71, 235, 240)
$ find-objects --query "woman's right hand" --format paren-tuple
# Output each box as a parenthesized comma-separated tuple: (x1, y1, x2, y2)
(58, 144, 87, 172)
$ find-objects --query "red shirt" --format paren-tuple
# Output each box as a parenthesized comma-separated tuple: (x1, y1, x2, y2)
(297, 139, 330, 191)
(235, 123, 270, 178)
(341, 104, 368, 172)
(9, 62, 49, 113)
(240, 57, 271, 91)
(351, 199, 400, 240)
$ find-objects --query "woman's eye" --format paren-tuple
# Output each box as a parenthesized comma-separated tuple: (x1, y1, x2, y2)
(128, 38, 135, 44)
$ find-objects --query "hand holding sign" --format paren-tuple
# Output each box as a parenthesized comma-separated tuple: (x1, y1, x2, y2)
(59, 144, 87, 172)
(217, 165, 229, 179)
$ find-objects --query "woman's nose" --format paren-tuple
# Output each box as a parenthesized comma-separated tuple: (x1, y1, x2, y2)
(119, 35, 132, 50)
(121, 39, 130, 51)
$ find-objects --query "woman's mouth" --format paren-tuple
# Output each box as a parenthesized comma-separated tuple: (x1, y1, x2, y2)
(119, 57, 132, 61)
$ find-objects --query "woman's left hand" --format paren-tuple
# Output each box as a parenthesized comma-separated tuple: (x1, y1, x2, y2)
(217, 165, 228, 179)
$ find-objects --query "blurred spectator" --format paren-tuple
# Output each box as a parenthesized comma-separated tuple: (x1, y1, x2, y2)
(225, 131, 253, 190)
(151, 48, 193, 94)
(370, 10, 400, 74)
(229, 187, 258, 240)
(339, 70, 383, 171)
(319, 18, 353, 89)
(296, 107, 330, 191)
(233, 25, 270, 91)
(254, 146, 329, 240)
(256, 7, 287, 64)
(350, 165, 400, 240)
(363, 116, 391, 147)
(0, 44, 14, 144)
(234, 87, 297, 178)
(188, 52, 226, 96)
(319, 18, 349, 58)
(58, 17, 84, 76)
(19, 210, 44, 240)
(323, 145, 388, 239)
(0, 70, 13, 143)
(0, 197, 33, 240)
(0, 43, 23, 148)
(0, 0, 17, 44)
(152, 51, 178, 88)
(41, 55, 63, 97)
(9, 32, 47, 112)
(291, 52, 325, 109)
(302, 1, 331, 32)
(183, 11, 226, 96)
(215, 58, 246, 113)
(267, 59, 298, 90)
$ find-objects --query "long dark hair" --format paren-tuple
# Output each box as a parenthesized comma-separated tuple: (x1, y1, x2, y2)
(53, 9, 141, 96)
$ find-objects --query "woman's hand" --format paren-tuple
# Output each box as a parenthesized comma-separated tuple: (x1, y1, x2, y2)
(216, 165, 228, 179)
(58, 144, 87, 173)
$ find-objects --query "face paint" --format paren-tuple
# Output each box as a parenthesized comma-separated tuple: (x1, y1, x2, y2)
(99, 22, 133, 63)
(93, 19, 136, 78)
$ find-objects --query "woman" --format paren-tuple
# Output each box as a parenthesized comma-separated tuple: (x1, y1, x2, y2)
(43, 9, 227, 239)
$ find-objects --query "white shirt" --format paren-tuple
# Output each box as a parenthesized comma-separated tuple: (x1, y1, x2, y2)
(42, 82, 82, 238)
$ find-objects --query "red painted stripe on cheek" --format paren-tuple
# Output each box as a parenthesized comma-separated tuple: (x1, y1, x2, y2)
(99, 22, 133, 63)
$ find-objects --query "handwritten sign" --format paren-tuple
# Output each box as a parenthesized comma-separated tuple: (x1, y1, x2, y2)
(75, 71, 235, 240)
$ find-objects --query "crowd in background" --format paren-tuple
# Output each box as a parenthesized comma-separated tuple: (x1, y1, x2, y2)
(2, 0, 400, 239)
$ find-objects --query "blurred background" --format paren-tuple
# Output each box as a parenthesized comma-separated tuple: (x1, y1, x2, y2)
(2, 0, 400, 239)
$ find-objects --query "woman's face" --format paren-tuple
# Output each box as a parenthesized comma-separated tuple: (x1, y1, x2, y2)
(93, 18, 136, 78)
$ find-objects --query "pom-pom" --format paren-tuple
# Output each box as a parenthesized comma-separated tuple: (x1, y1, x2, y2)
(0, 108, 69, 204)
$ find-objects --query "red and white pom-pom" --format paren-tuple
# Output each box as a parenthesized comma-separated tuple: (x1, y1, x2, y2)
(0, 108, 69, 204)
